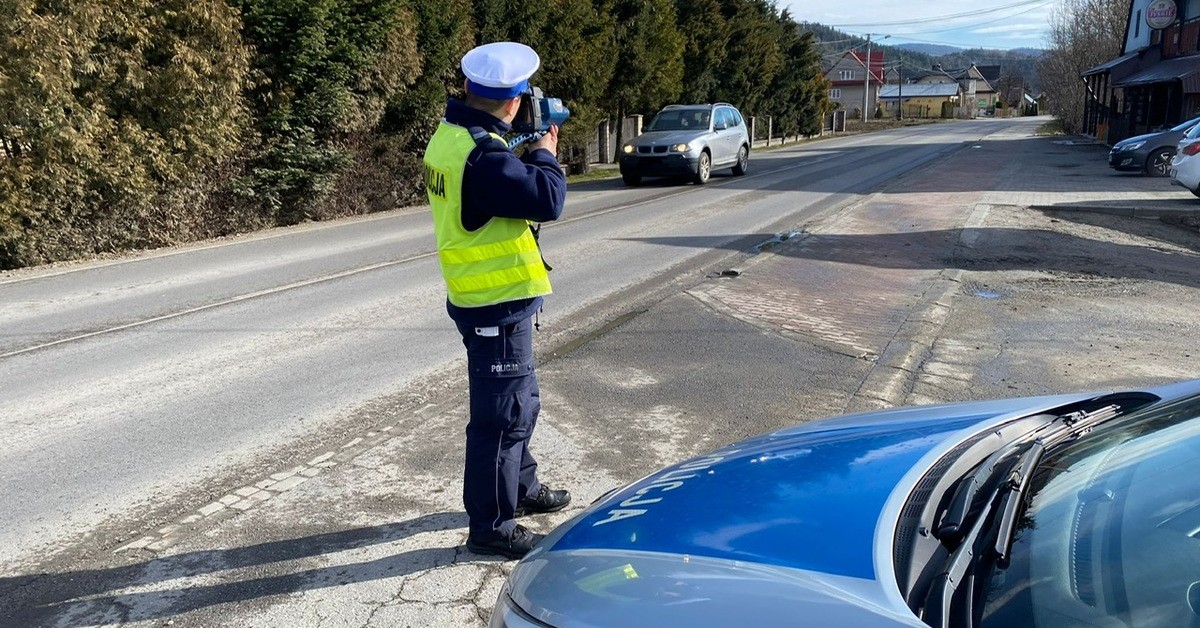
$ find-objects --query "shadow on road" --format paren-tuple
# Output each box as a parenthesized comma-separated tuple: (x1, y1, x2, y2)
(1038, 208, 1200, 254)
(620, 226, 1200, 289)
(577, 135, 1198, 199)
(0, 511, 494, 625)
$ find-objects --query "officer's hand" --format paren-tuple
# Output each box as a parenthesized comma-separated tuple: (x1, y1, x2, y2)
(531, 125, 559, 157)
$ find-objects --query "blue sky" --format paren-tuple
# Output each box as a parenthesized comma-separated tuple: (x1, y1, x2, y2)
(782, 0, 1057, 50)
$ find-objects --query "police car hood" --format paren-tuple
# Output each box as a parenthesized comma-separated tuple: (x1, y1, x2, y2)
(510, 393, 1102, 626)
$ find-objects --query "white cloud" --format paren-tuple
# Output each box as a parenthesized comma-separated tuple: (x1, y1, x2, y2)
(971, 22, 1048, 34)
(784, 0, 1055, 49)
(993, 31, 1048, 41)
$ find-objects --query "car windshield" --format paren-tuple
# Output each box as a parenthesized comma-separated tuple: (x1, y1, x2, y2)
(647, 109, 710, 132)
(1171, 116, 1200, 132)
(979, 394, 1200, 628)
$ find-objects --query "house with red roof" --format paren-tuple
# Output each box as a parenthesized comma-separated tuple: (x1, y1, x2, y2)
(824, 50, 885, 118)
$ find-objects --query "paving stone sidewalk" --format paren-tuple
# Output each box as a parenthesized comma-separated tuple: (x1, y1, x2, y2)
(978, 129, 1199, 215)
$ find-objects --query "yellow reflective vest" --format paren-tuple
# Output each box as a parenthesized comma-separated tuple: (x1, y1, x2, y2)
(424, 121, 552, 308)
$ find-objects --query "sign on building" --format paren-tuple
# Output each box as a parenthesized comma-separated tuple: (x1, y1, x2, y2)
(1146, 0, 1178, 30)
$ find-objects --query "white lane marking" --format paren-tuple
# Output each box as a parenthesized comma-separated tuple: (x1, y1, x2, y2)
(0, 210, 410, 286)
(0, 251, 435, 360)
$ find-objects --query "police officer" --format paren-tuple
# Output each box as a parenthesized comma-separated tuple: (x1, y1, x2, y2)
(424, 41, 571, 559)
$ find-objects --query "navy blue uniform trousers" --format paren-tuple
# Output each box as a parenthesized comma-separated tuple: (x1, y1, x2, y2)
(456, 315, 542, 540)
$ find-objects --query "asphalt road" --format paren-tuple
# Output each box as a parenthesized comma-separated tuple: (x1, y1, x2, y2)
(0, 119, 1008, 571)
(5, 117, 1200, 627)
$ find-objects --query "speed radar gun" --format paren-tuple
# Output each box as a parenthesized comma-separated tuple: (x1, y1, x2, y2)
(508, 86, 570, 149)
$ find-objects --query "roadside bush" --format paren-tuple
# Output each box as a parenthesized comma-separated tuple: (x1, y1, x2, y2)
(0, 0, 251, 268)
(312, 135, 425, 220)
(0, 0, 835, 269)
(231, 0, 422, 224)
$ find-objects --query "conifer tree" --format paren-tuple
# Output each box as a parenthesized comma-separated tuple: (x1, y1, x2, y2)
(0, 0, 250, 267)
(674, 0, 731, 104)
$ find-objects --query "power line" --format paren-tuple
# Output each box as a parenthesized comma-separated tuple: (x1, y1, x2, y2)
(880, 33, 1041, 50)
(901, 0, 1055, 36)
(814, 37, 860, 46)
(815, 27, 1045, 57)
(826, 0, 1050, 28)
(821, 41, 871, 61)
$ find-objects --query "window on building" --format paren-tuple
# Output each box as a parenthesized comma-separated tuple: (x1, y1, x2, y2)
(830, 88, 842, 99)
(838, 70, 854, 80)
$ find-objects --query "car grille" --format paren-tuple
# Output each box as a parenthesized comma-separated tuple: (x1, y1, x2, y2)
(637, 146, 668, 154)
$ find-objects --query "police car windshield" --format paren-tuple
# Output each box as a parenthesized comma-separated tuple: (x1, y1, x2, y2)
(647, 110, 710, 132)
(978, 394, 1200, 628)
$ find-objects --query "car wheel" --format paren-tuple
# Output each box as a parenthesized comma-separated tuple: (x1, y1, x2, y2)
(693, 151, 711, 185)
(622, 171, 641, 187)
(732, 145, 749, 176)
(1146, 148, 1174, 177)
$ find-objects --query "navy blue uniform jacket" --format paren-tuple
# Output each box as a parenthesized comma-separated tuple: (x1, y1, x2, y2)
(441, 98, 567, 327)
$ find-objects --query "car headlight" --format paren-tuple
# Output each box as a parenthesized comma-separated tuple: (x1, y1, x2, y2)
(671, 143, 690, 152)
(1121, 141, 1146, 151)
(622, 144, 634, 154)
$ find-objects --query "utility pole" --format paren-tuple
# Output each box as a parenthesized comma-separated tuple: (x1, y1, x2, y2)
(860, 34, 889, 122)
(862, 34, 871, 123)
(898, 64, 903, 120)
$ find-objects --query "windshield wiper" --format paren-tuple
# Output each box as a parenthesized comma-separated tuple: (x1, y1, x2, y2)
(923, 404, 1123, 628)
(936, 443, 1015, 545)
(935, 404, 1121, 545)
(988, 404, 1120, 566)
(1058, 403, 1121, 431)
(991, 442, 1045, 566)
(923, 441, 1043, 628)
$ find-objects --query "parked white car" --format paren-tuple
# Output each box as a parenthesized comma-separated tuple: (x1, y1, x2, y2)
(1169, 123, 1200, 196)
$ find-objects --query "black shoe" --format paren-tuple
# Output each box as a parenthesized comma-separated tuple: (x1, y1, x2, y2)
(516, 485, 572, 517)
(466, 524, 544, 560)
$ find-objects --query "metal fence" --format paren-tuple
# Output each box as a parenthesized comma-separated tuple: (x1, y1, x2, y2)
(587, 116, 643, 164)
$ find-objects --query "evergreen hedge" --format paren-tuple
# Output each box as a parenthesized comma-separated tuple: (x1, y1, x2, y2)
(0, 0, 830, 269)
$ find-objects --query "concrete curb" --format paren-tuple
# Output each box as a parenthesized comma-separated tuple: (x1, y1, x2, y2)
(847, 271, 962, 412)
(845, 203, 993, 411)
(1032, 204, 1200, 219)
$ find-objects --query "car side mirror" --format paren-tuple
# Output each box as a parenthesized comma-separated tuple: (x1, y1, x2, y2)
(714, 122, 727, 131)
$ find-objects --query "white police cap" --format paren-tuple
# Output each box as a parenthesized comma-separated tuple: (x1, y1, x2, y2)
(462, 42, 540, 100)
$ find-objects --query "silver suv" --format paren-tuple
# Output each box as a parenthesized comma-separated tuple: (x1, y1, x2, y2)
(619, 103, 750, 186)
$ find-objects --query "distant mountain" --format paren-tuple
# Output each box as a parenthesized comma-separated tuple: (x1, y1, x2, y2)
(798, 21, 1043, 93)
(895, 43, 963, 56)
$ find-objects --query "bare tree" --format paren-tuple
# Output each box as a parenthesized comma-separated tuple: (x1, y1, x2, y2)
(1038, 0, 1126, 133)
(997, 66, 1028, 113)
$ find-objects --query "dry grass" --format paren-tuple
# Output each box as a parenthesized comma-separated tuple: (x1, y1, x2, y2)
(1035, 119, 1067, 136)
